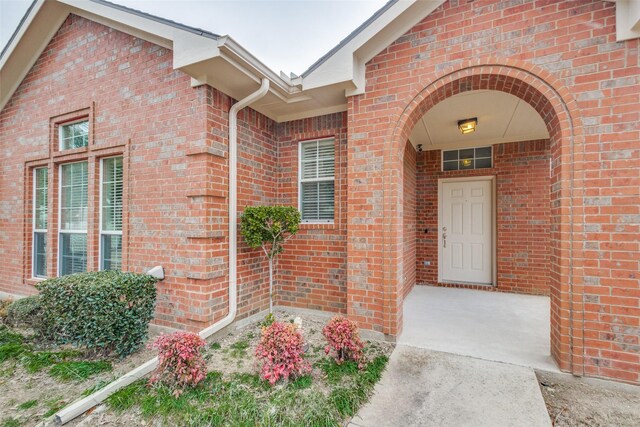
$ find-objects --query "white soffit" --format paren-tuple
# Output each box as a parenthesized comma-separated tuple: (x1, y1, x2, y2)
(408, 90, 550, 151)
(298, 0, 446, 95)
(610, 0, 640, 41)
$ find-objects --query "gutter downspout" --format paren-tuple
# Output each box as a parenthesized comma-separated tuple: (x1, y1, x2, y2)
(54, 78, 270, 425)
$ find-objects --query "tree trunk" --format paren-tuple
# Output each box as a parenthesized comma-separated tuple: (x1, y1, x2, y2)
(268, 256, 274, 314)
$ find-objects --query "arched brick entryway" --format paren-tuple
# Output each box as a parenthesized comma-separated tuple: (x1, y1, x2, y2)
(347, 59, 586, 375)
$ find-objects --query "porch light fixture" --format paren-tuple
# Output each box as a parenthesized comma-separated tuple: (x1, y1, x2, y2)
(458, 117, 477, 134)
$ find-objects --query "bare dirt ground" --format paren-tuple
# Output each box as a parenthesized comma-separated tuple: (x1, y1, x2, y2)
(536, 370, 640, 426)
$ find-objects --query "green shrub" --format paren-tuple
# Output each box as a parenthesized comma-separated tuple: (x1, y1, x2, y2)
(6, 295, 42, 327)
(36, 271, 157, 357)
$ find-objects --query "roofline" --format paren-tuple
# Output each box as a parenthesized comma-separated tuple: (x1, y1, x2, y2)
(0, 0, 39, 61)
(301, 0, 398, 78)
(0, 0, 221, 63)
(88, 0, 220, 40)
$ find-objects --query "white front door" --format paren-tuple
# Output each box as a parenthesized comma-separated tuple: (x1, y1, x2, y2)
(440, 179, 493, 284)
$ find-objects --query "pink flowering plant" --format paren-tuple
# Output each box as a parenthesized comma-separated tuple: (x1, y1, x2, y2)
(148, 332, 207, 396)
(323, 316, 366, 368)
(255, 321, 311, 385)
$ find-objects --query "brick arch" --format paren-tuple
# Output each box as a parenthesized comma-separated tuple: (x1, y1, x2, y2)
(382, 61, 585, 374)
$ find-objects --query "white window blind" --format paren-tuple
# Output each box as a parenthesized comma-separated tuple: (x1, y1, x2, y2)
(59, 162, 88, 275)
(59, 120, 89, 151)
(299, 138, 335, 222)
(100, 157, 123, 270)
(33, 167, 48, 278)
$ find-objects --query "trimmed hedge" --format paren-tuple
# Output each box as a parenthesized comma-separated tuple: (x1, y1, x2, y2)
(36, 271, 157, 357)
(6, 295, 42, 327)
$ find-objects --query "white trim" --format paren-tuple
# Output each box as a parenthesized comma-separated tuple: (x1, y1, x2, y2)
(32, 167, 48, 279)
(437, 175, 497, 286)
(298, 138, 335, 224)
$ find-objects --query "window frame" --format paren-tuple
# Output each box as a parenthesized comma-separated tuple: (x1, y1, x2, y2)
(57, 160, 89, 277)
(298, 138, 335, 224)
(32, 167, 48, 279)
(58, 118, 90, 151)
(99, 156, 124, 271)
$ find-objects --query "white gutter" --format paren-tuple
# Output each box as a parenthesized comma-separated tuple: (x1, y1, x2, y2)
(54, 78, 270, 425)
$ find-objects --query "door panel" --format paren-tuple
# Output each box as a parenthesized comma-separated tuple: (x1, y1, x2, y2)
(441, 180, 493, 284)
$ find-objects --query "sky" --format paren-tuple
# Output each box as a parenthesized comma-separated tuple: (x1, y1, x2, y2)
(0, 0, 389, 75)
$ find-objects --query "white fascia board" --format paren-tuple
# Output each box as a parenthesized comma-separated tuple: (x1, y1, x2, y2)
(275, 104, 348, 123)
(301, 0, 445, 95)
(216, 36, 299, 94)
(614, 0, 640, 41)
(0, 0, 46, 71)
(0, 0, 67, 112)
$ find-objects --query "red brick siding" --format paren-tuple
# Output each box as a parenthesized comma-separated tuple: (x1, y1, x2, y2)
(348, 0, 639, 383)
(415, 140, 551, 296)
(402, 141, 417, 299)
(0, 15, 278, 331)
(276, 113, 348, 314)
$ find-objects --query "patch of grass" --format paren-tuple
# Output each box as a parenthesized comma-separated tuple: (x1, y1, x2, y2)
(0, 326, 29, 362)
(228, 340, 249, 358)
(245, 331, 255, 340)
(107, 381, 147, 412)
(209, 342, 221, 350)
(21, 349, 82, 373)
(1, 418, 21, 427)
(317, 358, 359, 384)
(49, 361, 112, 382)
(42, 396, 66, 418)
(107, 355, 389, 426)
(0, 343, 29, 363)
(289, 374, 313, 390)
(0, 326, 24, 344)
(17, 399, 38, 410)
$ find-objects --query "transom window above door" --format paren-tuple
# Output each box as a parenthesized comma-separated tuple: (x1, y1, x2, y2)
(442, 146, 492, 171)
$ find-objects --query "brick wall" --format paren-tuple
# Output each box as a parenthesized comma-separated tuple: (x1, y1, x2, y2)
(347, 0, 639, 383)
(276, 113, 349, 314)
(402, 141, 417, 299)
(0, 15, 279, 331)
(415, 140, 551, 296)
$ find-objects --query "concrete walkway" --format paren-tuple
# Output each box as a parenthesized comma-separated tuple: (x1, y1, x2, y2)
(400, 286, 558, 371)
(351, 346, 551, 427)
(351, 287, 558, 426)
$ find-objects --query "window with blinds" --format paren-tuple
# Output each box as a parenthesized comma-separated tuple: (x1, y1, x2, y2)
(299, 138, 335, 222)
(59, 120, 89, 150)
(100, 157, 123, 270)
(59, 162, 88, 275)
(33, 167, 48, 278)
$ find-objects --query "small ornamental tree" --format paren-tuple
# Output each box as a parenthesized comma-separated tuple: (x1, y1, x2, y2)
(240, 206, 301, 313)
(323, 316, 366, 368)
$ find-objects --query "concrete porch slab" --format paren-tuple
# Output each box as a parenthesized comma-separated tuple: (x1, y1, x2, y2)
(399, 286, 558, 372)
(350, 346, 551, 427)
